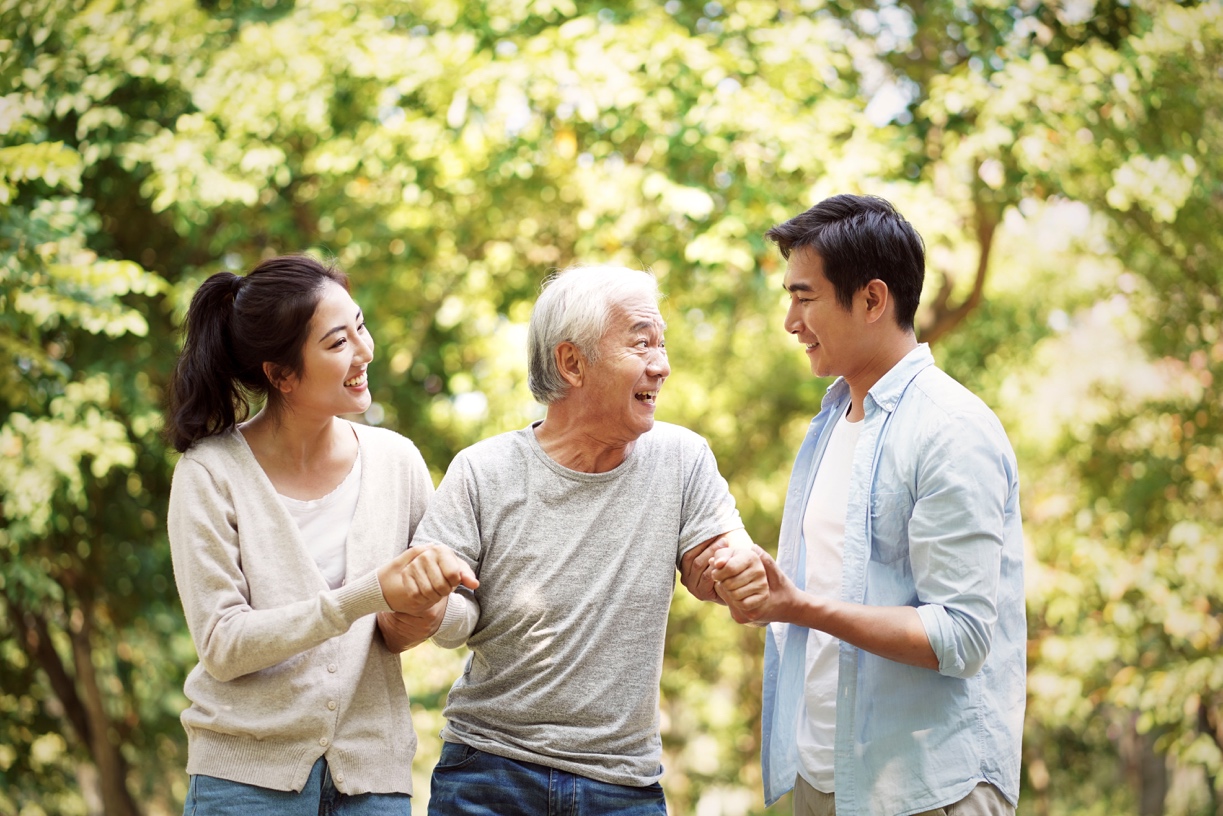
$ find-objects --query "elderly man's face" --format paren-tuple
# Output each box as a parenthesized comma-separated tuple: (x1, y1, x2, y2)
(583, 291, 671, 443)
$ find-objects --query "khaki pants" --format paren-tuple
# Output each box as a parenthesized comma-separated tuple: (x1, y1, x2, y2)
(793, 776, 1014, 816)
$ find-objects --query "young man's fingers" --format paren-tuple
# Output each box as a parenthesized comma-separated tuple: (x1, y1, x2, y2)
(710, 550, 764, 582)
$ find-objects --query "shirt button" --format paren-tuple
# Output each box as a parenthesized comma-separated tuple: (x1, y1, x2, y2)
(319, 737, 329, 747)
(327, 700, 337, 711)
(335, 773, 345, 784)
(327, 664, 337, 673)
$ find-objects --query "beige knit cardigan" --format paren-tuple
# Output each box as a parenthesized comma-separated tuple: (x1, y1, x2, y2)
(168, 421, 432, 794)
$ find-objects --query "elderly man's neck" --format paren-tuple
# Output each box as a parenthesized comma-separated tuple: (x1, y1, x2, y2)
(533, 412, 637, 473)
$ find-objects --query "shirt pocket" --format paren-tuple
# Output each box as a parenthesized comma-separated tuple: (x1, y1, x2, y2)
(868, 490, 913, 564)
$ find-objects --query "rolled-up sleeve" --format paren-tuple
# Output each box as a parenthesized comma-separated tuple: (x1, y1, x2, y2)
(909, 414, 1014, 678)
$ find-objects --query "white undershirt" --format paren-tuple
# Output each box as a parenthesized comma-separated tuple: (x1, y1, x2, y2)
(277, 451, 361, 590)
(796, 408, 862, 793)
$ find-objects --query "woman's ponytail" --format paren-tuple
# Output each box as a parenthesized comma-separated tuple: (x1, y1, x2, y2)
(165, 272, 251, 453)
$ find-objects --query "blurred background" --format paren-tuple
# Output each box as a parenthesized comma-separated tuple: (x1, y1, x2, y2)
(1, 0, 1220, 813)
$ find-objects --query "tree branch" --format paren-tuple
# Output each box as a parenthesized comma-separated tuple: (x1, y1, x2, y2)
(1, 591, 93, 747)
(919, 199, 998, 345)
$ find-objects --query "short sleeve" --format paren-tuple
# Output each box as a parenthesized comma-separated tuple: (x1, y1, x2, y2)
(411, 453, 484, 573)
(676, 439, 744, 565)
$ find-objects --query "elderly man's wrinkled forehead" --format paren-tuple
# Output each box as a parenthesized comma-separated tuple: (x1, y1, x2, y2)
(602, 289, 667, 337)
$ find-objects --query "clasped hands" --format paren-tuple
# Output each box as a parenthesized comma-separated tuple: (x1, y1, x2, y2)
(376, 545, 478, 651)
(681, 533, 779, 626)
(377, 534, 791, 649)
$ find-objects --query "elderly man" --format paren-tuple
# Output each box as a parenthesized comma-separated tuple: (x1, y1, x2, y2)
(407, 265, 766, 816)
(729, 195, 1025, 816)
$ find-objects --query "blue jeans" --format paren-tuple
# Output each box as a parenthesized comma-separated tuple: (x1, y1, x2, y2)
(183, 757, 411, 816)
(427, 741, 667, 816)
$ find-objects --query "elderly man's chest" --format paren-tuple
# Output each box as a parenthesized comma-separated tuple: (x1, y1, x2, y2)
(476, 496, 681, 602)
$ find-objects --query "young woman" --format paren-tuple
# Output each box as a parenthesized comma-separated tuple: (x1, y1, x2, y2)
(165, 255, 476, 815)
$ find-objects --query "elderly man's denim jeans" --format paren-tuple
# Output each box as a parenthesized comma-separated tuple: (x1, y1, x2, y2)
(427, 741, 667, 816)
(182, 757, 410, 816)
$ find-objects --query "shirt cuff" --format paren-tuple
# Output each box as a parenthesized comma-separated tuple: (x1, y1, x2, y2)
(432, 590, 478, 648)
(917, 603, 964, 677)
(334, 569, 393, 623)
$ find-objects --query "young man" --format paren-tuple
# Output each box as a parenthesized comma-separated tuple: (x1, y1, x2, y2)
(730, 195, 1025, 815)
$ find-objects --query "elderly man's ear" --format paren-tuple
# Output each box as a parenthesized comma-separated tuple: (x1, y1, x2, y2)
(554, 341, 587, 388)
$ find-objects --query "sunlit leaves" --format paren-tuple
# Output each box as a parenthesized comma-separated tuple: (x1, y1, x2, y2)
(0, 6, 182, 810)
(1, 378, 134, 534)
(0, 140, 80, 201)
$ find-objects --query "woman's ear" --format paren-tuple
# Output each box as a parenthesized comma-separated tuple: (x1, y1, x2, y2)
(263, 361, 297, 394)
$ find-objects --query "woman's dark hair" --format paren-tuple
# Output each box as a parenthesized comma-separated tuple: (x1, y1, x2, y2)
(165, 255, 350, 453)
(765, 194, 925, 331)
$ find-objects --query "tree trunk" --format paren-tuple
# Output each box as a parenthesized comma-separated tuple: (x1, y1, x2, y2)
(1198, 698, 1223, 816)
(5, 593, 93, 745)
(1137, 728, 1168, 816)
(4, 592, 142, 816)
(1123, 716, 1168, 816)
(69, 601, 142, 816)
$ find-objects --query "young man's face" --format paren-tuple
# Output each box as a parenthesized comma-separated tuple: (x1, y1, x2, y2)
(782, 247, 869, 380)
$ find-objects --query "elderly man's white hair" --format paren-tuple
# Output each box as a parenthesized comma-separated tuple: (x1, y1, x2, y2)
(527, 265, 662, 405)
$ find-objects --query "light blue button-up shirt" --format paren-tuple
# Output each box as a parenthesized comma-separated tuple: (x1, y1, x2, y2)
(761, 344, 1025, 815)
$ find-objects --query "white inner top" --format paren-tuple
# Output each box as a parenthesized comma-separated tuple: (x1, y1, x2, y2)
(278, 451, 362, 590)
(797, 408, 862, 793)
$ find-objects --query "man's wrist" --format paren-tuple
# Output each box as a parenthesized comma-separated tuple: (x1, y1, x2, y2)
(755, 585, 800, 628)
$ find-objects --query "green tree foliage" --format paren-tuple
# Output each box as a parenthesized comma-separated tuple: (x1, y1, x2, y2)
(1010, 6, 1223, 812)
(0, 4, 191, 814)
(0, 46, 177, 816)
(1, 0, 1218, 813)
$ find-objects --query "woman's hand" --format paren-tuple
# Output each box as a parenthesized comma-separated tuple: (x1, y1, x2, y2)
(377, 545, 478, 615)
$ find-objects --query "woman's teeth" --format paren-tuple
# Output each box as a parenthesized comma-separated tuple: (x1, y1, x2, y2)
(344, 372, 367, 387)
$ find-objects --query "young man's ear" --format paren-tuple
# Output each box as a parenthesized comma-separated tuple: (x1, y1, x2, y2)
(554, 342, 587, 389)
(263, 361, 297, 394)
(862, 279, 891, 325)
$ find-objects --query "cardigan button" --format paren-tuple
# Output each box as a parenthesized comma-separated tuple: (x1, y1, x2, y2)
(327, 700, 337, 711)
(319, 737, 329, 747)
(328, 663, 338, 673)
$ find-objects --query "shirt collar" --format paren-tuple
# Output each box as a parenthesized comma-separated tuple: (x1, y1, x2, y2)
(818, 343, 936, 415)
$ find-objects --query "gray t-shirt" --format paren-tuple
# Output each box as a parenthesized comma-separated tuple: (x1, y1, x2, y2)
(412, 420, 743, 787)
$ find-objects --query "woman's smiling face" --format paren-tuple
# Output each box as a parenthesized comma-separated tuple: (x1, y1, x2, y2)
(279, 280, 375, 418)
